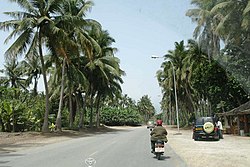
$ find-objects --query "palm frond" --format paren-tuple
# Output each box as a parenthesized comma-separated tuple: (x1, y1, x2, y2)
(46, 0, 63, 14)
(3, 18, 35, 44)
(8, 0, 36, 13)
(211, 1, 232, 14)
(3, 11, 36, 20)
(215, 13, 230, 34)
(25, 31, 39, 59)
(243, 0, 250, 15)
(77, 0, 94, 17)
(5, 29, 33, 59)
(0, 20, 20, 32)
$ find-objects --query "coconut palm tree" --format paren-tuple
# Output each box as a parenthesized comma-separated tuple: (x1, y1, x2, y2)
(186, 0, 221, 59)
(210, 0, 250, 95)
(210, 0, 249, 40)
(19, 55, 42, 96)
(94, 55, 124, 127)
(137, 95, 155, 123)
(157, 41, 197, 125)
(0, 0, 70, 132)
(184, 39, 211, 116)
(0, 59, 27, 90)
(83, 50, 124, 128)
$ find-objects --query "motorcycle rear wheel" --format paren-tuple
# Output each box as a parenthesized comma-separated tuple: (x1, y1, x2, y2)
(156, 153, 161, 160)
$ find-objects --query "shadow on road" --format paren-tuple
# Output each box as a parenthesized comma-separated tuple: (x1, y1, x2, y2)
(152, 155, 171, 160)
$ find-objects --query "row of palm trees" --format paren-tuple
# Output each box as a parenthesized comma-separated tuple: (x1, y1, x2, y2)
(157, 0, 250, 125)
(0, 0, 125, 132)
(157, 40, 205, 125)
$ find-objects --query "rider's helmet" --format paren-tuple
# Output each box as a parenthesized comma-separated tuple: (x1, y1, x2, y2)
(156, 120, 163, 126)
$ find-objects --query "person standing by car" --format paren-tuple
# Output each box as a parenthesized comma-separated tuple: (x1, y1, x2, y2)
(150, 120, 168, 153)
(216, 118, 224, 139)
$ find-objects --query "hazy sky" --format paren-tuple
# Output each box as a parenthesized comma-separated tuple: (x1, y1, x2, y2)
(0, 0, 196, 113)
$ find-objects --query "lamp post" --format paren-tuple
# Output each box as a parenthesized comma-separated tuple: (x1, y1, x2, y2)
(151, 56, 181, 134)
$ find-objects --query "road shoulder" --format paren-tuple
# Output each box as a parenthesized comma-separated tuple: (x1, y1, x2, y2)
(166, 126, 250, 167)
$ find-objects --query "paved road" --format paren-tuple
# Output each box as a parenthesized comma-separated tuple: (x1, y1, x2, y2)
(0, 126, 186, 167)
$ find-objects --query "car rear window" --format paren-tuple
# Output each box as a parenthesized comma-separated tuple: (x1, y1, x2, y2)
(195, 117, 214, 125)
(204, 117, 214, 123)
(195, 117, 203, 124)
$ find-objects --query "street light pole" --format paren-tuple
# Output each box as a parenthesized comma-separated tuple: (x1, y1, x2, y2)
(151, 56, 181, 134)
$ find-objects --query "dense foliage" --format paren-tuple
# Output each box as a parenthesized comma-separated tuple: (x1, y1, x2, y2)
(0, 87, 45, 132)
(157, 0, 250, 126)
(100, 107, 142, 126)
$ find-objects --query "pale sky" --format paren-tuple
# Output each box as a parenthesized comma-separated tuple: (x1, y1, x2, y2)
(0, 0, 196, 113)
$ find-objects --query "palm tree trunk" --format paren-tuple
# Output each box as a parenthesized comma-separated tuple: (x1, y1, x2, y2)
(79, 109, 86, 129)
(69, 88, 73, 129)
(40, 32, 50, 133)
(56, 58, 66, 132)
(95, 95, 101, 128)
(75, 92, 80, 128)
(12, 106, 15, 132)
(67, 65, 74, 129)
(0, 118, 5, 132)
(89, 94, 94, 128)
(78, 93, 86, 129)
(33, 75, 38, 96)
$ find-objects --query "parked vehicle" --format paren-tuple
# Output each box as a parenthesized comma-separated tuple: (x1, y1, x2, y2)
(154, 140, 165, 160)
(192, 117, 220, 141)
(147, 120, 155, 130)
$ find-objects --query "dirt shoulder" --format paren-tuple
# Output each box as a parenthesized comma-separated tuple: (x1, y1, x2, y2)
(0, 126, 127, 153)
(166, 126, 250, 167)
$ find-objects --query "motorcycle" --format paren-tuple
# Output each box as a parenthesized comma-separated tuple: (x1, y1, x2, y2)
(154, 140, 165, 160)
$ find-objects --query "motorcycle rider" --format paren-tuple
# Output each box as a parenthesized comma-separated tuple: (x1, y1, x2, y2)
(150, 120, 168, 153)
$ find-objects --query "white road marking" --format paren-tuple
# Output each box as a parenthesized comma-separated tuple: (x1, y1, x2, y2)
(89, 151, 98, 156)
(89, 140, 117, 157)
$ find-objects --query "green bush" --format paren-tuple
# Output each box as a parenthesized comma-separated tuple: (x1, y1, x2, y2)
(100, 107, 142, 126)
(0, 87, 45, 132)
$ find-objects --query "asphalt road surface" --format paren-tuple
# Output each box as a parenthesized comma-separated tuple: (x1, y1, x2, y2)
(0, 126, 186, 167)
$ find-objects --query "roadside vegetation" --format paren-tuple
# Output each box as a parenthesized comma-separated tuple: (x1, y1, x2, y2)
(157, 0, 250, 126)
(0, 0, 249, 132)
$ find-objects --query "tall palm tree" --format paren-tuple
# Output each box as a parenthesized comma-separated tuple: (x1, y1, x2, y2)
(210, 0, 250, 95)
(76, 27, 124, 128)
(0, 0, 68, 132)
(82, 51, 124, 128)
(210, 0, 249, 40)
(50, 0, 102, 131)
(186, 0, 221, 59)
(94, 55, 124, 127)
(157, 41, 196, 125)
(184, 39, 211, 116)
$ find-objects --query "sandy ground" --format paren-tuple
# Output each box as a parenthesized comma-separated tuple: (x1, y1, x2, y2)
(1, 126, 250, 167)
(166, 126, 250, 167)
